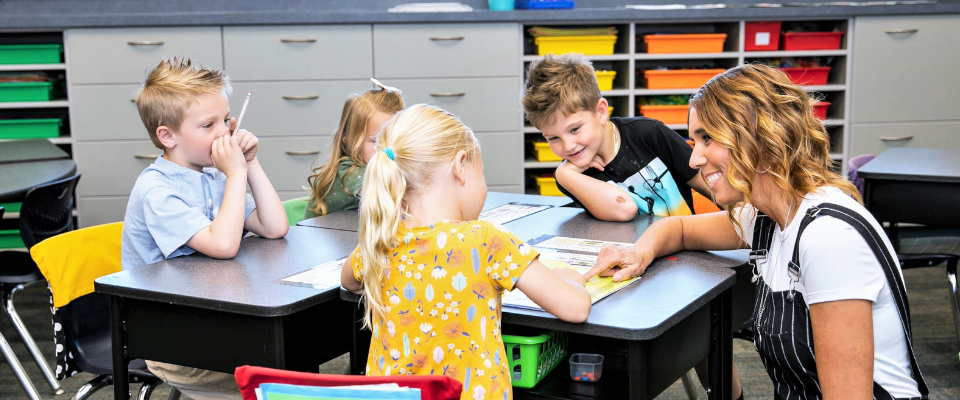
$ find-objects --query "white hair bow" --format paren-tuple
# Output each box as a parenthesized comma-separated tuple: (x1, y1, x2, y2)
(371, 78, 402, 94)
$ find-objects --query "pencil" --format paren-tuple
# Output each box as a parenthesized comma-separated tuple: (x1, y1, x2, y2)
(234, 91, 252, 134)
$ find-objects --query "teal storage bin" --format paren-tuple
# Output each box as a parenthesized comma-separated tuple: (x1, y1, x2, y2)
(489, 0, 515, 10)
(0, 81, 55, 102)
(0, 118, 61, 139)
(0, 44, 63, 65)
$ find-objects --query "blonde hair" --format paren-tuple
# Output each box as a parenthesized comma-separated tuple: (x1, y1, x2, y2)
(689, 63, 860, 236)
(357, 104, 480, 329)
(136, 57, 232, 148)
(522, 53, 602, 129)
(306, 88, 404, 216)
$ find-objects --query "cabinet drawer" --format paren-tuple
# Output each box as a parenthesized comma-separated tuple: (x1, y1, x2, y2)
(70, 85, 148, 141)
(374, 23, 519, 78)
(476, 132, 522, 186)
(229, 81, 371, 137)
(255, 137, 333, 192)
(79, 196, 129, 228)
(224, 25, 372, 81)
(74, 141, 163, 196)
(66, 27, 222, 84)
(393, 78, 520, 132)
(850, 122, 960, 157)
(852, 16, 960, 123)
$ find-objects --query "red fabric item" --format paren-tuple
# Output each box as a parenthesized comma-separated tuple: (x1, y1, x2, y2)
(235, 365, 463, 400)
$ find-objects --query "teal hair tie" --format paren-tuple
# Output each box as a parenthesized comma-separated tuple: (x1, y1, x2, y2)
(382, 147, 395, 161)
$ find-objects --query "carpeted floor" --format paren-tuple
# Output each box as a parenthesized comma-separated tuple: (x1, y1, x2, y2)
(2, 265, 957, 399)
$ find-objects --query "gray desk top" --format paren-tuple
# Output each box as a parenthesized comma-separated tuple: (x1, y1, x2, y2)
(857, 148, 960, 184)
(0, 159, 76, 201)
(297, 191, 571, 231)
(0, 140, 69, 164)
(3, 0, 959, 29)
(94, 226, 359, 317)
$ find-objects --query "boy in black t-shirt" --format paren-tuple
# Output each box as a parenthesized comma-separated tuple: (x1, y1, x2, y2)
(521, 53, 712, 221)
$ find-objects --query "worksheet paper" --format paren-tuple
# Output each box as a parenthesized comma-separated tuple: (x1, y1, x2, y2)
(502, 255, 640, 311)
(530, 235, 633, 253)
(478, 202, 551, 225)
(277, 258, 346, 290)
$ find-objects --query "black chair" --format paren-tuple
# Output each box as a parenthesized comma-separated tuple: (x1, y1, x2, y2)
(0, 174, 81, 399)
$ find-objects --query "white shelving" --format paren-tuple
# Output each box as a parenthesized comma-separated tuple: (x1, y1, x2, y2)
(0, 63, 66, 72)
(0, 100, 68, 109)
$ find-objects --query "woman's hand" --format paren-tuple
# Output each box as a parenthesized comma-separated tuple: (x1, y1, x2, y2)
(584, 245, 652, 282)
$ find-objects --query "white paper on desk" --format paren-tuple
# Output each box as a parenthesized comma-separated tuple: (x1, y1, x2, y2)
(388, 2, 473, 12)
(278, 258, 346, 290)
(479, 202, 551, 225)
(534, 248, 598, 268)
(533, 236, 632, 254)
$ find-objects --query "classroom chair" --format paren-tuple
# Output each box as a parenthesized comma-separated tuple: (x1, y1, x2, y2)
(234, 365, 462, 400)
(0, 174, 81, 399)
(282, 196, 309, 226)
(31, 221, 180, 400)
(849, 155, 960, 345)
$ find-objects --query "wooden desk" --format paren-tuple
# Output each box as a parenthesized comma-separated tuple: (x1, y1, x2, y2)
(95, 227, 359, 400)
(0, 159, 76, 202)
(858, 148, 960, 228)
(0, 139, 69, 164)
(297, 191, 573, 231)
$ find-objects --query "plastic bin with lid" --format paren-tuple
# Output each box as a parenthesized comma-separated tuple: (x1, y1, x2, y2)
(781, 31, 843, 51)
(0, 44, 63, 65)
(0, 118, 62, 139)
(643, 33, 726, 54)
(779, 66, 831, 86)
(745, 22, 782, 51)
(643, 69, 725, 90)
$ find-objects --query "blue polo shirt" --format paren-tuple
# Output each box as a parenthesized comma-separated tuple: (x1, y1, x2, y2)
(121, 156, 256, 270)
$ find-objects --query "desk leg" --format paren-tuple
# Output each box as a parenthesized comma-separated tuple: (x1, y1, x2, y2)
(627, 341, 647, 400)
(349, 304, 370, 375)
(110, 296, 130, 400)
(708, 288, 733, 400)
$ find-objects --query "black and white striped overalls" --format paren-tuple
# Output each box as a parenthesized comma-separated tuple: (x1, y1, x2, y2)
(749, 203, 929, 400)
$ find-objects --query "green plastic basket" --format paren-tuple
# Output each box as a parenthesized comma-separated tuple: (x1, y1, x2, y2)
(0, 202, 22, 213)
(0, 229, 25, 249)
(0, 81, 55, 102)
(503, 330, 567, 388)
(0, 118, 61, 139)
(0, 44, 63, 65)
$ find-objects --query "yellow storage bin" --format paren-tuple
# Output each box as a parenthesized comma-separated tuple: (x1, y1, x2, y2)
(533, 141, 562, 162)
(536, 175, 564, 196)
(595, 70, 616, 91)
(534, 35, 617, 56)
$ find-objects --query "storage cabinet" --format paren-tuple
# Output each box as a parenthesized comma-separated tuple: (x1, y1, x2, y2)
(223, 25, 372, 81)
(227, 80, 372, 138)
(69, 84, 144, 140)
(850, 122, 960, 156)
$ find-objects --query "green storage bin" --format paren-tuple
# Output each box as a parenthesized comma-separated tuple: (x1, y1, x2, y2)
(0, 118, 61, 139)
(0, 81, 55, 102)
(503, 330, 567, 388)
(0, 229, 25, 249)
(0, 202, 22, 213)
(0, 44, 63, 65)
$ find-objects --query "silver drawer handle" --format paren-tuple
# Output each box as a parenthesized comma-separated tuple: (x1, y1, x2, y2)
(282, 95, 319, 100)
(429, 36, 464, 41)
(879, 136, 913, 142)
(130, 98, 136, 103)
(134, 154, 160, 159)
(285, 150, 321, 155)
(884, 29, 919, 34)
(429, 92, 465, 97)
(280, 38, 317, 43)
(127, 41, 164, 46)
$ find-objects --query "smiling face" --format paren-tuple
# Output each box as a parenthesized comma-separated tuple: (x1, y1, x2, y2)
(168, 91, 231, 171)
(688, 107, 743, 206)
(539, 100, 608, 169)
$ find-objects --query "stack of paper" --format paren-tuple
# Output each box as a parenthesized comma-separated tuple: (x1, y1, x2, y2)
(388, 2, 474, 12)
(527, 26, 618, 37)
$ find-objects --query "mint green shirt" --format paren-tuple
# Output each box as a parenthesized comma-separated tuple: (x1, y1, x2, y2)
(303, 159, 365, 219)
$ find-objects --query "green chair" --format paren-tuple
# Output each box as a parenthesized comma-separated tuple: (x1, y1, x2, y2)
(282, 197, 309, 226)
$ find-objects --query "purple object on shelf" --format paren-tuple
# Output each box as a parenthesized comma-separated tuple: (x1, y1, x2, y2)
(515, 0, 575, 9)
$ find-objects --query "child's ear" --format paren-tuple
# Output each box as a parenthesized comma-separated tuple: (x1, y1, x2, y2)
(451, 150, 469, 186)
(155, 126, 176, 149)
(596, 98, 610, 124)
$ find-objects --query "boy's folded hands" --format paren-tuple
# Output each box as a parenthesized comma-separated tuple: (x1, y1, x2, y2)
(560, 155, 606, 174)
(234, 129, 259, 164)
(211, 134, 247, 177)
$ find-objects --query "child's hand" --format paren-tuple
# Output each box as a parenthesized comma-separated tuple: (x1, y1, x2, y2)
(234, 129, 259, 163)
(552, 267, 587, 286)
(212, 134, 247, 177)
(561, 155, 606, 174)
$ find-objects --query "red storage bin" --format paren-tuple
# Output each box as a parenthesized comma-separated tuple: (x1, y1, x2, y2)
(779, 67, 831, 86)
(812, 101, 831, 120)
(781, 31, 843, 51)
(745, 22, 782, 51)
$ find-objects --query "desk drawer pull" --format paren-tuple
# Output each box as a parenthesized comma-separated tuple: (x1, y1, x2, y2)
(879, 135, 914, 142)
(282, 95, 319, 100)
(280, 38, 318, 43)
(127, 41, 164, 46)
(134, 154, 160, 160)
(285, 150, 321, 155)
(429, 36, 465, 41)
(429, 92, 466, 97)
(130, 98, 136, 103)
(884, 29, 919, 34)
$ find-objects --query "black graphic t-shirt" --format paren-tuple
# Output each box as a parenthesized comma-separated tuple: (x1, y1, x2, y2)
(557, 117, 700, 216)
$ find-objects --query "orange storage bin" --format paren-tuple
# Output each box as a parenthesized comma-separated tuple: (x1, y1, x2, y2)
(643, 34, 727, 54)
(811, 101, 831, 120)
(781, 31, 843, 51)
(745, 22, 782, 51)
(638, 105, 689, 125)
(644, 69, 725, 89)
(779, 67, 831, 86)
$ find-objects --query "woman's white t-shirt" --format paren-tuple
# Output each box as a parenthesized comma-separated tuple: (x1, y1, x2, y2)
(735, 186, 920, 398)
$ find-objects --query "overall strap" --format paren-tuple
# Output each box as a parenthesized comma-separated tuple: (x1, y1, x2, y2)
(750, 211, 776, 255)
(790, 203, 929, 399)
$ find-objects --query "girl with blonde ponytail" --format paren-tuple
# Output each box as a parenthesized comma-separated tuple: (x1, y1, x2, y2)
(341, 104, 591, 400)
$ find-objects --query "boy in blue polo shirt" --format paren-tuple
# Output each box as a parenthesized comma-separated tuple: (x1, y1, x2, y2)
(121, 57, 288, 400)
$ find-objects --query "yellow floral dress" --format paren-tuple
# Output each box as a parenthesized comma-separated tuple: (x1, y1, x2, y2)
(351, 220, 539, 400)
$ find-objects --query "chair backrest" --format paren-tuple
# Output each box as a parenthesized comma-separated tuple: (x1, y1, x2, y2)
(282, 196, 309, 226)
(235, 365, 462, 400)
(846, 154, 875, 197)
(19, 174, 81, 249)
